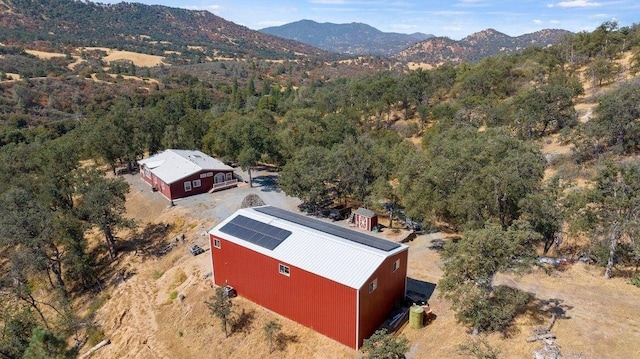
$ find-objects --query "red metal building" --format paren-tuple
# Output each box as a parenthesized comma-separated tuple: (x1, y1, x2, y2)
(137, 149, 237, 201)
(354, 207, 379, 231)
(208, 206, 408, 349)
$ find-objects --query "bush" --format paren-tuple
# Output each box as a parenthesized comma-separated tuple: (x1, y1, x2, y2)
(361, 328, 409, 359)
(152, 270, 164, 280)
(458, 337, 500, 359)
(85, 324, 105, 347)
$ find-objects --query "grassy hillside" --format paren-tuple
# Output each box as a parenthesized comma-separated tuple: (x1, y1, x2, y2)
(0, 0, 328, 59)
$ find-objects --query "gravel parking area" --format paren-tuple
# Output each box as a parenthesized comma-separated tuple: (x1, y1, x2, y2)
(124, 166, 302, 227)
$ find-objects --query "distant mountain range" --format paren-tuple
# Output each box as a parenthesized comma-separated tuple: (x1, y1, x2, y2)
(261, 20, 571, 63)
(0, 0, 572, 65)
(396, 28, 572, 64)
(260, 20, 434, 56)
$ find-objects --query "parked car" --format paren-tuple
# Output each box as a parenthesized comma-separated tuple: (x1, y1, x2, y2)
(189, 244, 205, 256)
(330, 206, 352, 221)
(404, 217, 423, 232)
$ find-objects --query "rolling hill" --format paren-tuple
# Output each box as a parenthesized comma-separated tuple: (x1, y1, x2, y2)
(396, 28, 572, 65)
(260, 19, 434, 56)
(0, 0, 328, 60)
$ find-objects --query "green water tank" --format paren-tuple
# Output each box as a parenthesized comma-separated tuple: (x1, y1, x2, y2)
(409, 305, 424, 329)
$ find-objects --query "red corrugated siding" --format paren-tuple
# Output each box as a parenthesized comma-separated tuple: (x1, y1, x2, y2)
(140, 170, 153, 185)
(169, 171, 209, 199)
(141, 165, 234, 200)
(357, 249, 408, 348)
(210, 235, 358, 348)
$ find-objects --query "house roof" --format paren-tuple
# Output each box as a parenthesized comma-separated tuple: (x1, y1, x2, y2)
(355, 208, 376, 218)
(209, 206, 408, 290)
(137, 149, 232, 184)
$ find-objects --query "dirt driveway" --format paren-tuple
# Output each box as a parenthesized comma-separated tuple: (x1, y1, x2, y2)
(124, 166, 302, 228)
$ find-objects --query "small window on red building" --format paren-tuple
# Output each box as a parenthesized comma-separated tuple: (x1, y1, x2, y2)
(369, 278, 378, 293)
(193, 179, 202, 188)
(393, 259, 400, 272)
(279, 264, 290, 276)
(213, 239, 221, 249)
(184, 181, 192, 191)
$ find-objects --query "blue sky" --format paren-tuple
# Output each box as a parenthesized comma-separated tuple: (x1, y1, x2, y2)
(96, 0, 640, 39)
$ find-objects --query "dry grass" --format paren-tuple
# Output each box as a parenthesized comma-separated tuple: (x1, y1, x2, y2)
(25, 49, 66, 59)
(85, 186, 640, 359)
(407, 62, 434, 70)
(81, 46, 166, 67)
(3, 73, 21, 81)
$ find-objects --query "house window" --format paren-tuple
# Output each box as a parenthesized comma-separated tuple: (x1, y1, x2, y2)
(226, 172, 233, 180)
(279, 264, 290, 276)
(144, 167, 151, 178)
(184, 181, 192, 191)
(393, 259, 400, 272)
(193, 179, 202, 188)
(206, 172, 214, 177)
(200, 173, 207, 179)
(213, 239, 221, 249)
(369, 278, 378, 293)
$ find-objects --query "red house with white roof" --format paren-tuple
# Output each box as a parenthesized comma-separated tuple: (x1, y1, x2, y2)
(208, 206, 408, 349)
(137, 149, 236, 201)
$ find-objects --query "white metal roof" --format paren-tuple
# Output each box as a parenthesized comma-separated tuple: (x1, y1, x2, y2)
(355, 208, 376, 218)
(209, 206, 408, 289)
(137, 149, 232, 184)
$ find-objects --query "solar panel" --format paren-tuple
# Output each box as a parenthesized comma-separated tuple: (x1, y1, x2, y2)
(219, 215, 291, 250)
(254, 206, 401, 252)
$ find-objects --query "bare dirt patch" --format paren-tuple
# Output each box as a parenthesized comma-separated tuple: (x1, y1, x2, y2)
(407, 62, 434, 71)
(25, 49, 66, 59)
(82, 47, 166, 67)
(3, 72, 21, 81)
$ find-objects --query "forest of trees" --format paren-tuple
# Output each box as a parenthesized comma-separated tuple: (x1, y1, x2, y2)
(1, 20, 640, 357)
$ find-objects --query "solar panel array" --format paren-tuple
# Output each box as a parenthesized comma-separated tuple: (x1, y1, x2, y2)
(254, 206, 401, 252)
(219, 215, 291, 250)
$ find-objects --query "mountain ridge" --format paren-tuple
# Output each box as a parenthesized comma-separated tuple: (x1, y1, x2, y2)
(396, 28, 572, 64)
(0, 0, 328, 60)
(259, 19, 434, 56)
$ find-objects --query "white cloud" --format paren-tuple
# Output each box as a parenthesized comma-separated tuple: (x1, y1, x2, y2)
(548, 0, 601, 8)
(533, 19, 543, 24)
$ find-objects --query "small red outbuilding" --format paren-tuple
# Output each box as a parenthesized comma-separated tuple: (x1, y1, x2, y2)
(208, 206, 408, 349)
(137, 149, 236, 201)
(354, 207, 378, 231)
